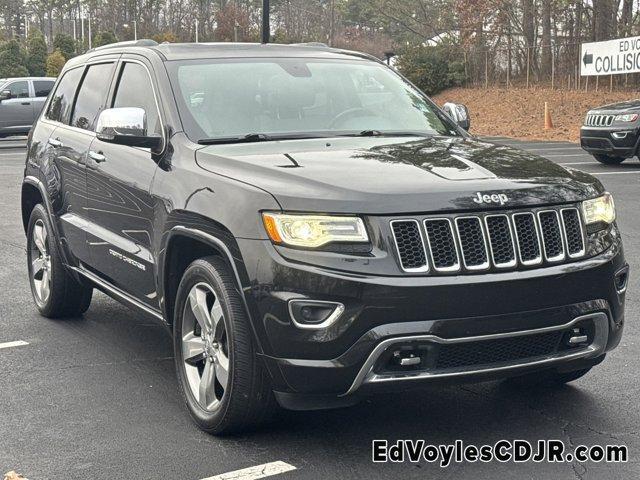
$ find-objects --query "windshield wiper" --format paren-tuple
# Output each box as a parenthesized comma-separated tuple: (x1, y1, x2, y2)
(197, 133, 274, 145)
(340, 130, 435, 138)
(198, 132, 332, 145)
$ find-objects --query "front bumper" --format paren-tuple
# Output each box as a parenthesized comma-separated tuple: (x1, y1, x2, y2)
(237, 231, 626, 408)
(580, 126, 640, 157)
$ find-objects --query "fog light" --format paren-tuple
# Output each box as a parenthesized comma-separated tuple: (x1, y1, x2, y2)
(288, 300, 344, 329)
(615, 266, 629, 293)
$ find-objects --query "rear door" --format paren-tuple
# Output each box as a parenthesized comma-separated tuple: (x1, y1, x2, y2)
(85, 59, 163, 306)
(0, 80, 33, 131)
(48, 62, 117, 265)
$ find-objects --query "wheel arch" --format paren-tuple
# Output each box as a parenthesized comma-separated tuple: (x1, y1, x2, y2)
(160, 221, 252, 328)
(21, 176, 48, 234)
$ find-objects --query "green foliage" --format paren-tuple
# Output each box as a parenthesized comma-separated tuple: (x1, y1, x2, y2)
(53, 33, 76, 60)
(0, 40, 29, 78)
(46, 49, 66, 77)
(396, 45, 466, 96)
(26, 30, 47, 77)
(92, 31, 118, 48)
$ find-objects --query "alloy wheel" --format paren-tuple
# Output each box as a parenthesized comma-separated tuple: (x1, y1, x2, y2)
(30, 219, 51, 306)
(181, 282, 230, 411)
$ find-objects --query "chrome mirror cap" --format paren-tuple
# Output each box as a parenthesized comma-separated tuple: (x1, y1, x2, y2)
(442, 102, 471, 131)
(95, 107, 163, 151)
(96, 107, 147, 139)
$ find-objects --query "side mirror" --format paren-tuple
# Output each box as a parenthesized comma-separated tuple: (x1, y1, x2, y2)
(442, 102, 471, 131)
(0, 90, 12, 101)
(95, 107, 162, 151)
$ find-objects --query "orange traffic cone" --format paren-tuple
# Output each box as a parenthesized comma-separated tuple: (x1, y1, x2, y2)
(544, 102, 554, 130)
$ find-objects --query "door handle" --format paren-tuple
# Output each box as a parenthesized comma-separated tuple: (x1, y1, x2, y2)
(88, 150, 106, 163)
(48, 138, 62, 148)
(21, 102, 30, 105)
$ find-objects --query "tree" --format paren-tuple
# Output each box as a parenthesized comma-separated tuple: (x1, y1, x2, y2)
(53, 33, 76, 60)
(26, 29, 47, 77)
(46, 49, 66, 76)
(92, 31, 118, 48)
(0, 40, 29, 78)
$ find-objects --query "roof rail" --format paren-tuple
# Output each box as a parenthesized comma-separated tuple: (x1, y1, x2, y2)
(290, 42, 329, 48)
(88, 39, 158, 53)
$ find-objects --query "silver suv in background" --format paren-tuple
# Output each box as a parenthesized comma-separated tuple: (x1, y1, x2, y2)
(0, 77, 55, 137)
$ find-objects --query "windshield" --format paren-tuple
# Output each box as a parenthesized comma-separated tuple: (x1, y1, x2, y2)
(167, 57, 461, 143)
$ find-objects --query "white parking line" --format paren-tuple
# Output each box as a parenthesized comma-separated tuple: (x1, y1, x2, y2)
(540, 154, 589, 157)
(590, 170, 640, 175)
(559, 162, 601, 165)
(200, 461, 296, 480)
(0, 340, 29, 350)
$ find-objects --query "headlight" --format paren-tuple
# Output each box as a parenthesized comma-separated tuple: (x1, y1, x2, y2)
(262, 213, 368, 248)
(615, 113, 639, 122)
(582, 193, 616, 226)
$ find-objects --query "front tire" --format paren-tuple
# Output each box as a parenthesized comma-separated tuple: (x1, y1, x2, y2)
(173, 256, 276, 435)
(26, 204, 93, 318)
(593, 154, 625, 165)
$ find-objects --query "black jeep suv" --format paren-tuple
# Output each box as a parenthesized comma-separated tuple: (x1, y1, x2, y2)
(581, 100, 640, 164)
(22, 40, 627, 434)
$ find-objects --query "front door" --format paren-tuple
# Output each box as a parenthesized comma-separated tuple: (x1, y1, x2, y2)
(0, 80, 33, 132)
(85, 60, 163, 307)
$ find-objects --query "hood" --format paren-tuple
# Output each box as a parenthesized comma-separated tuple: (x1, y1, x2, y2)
(591, 99, 640, 113)
(196, 136, 603, 214)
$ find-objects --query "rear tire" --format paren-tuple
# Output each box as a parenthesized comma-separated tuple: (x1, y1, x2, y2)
(173, 255, 276, 435)
(593, 154, 625, 165)
(506, 367, 592, 387)
(26, 204, 93, 318)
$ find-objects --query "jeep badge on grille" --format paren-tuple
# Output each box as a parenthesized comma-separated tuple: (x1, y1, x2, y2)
(473, 192, 509, 205)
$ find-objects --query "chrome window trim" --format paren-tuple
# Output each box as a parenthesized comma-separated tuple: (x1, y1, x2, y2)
(537, 209, 566, 262)
(454, 216, 490, 271)
(389, 219, 429, 273)
(112, 58, 167, 153)
(484, 214, 517, 268)
(422, 218, 461, 272)
(560, 207, 586, 259)
(343, 312, 608, 396)
(512, 212, 543, 266)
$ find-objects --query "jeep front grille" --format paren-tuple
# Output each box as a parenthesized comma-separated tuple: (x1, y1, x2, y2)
(390, 206, 586, 274)
(585, 113, 614, 127)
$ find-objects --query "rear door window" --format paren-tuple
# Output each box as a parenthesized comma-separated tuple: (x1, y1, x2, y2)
(71, 63, 116, 131)
(46, 68, 84, 124)
(34, 80, 55, 98)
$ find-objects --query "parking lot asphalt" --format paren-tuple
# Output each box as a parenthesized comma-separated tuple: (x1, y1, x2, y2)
(1, 136, 639, 480)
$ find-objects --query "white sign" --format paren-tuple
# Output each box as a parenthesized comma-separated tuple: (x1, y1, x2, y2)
(581, 35, 640, 76)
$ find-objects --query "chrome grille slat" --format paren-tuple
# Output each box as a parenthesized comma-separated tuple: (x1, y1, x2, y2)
(390, 219, 429, 272)
(538, 210, 565, 262)
(390, 205, 587, 274)
(423, 218, 460, 272)
(512, 212, 543, 265)
(484, 214, 517, 268)
(455, 216, 490, 270)
(561, 208, 586, 258)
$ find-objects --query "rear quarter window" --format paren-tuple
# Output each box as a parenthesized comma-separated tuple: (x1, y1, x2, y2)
(46, 68, 84, 124)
